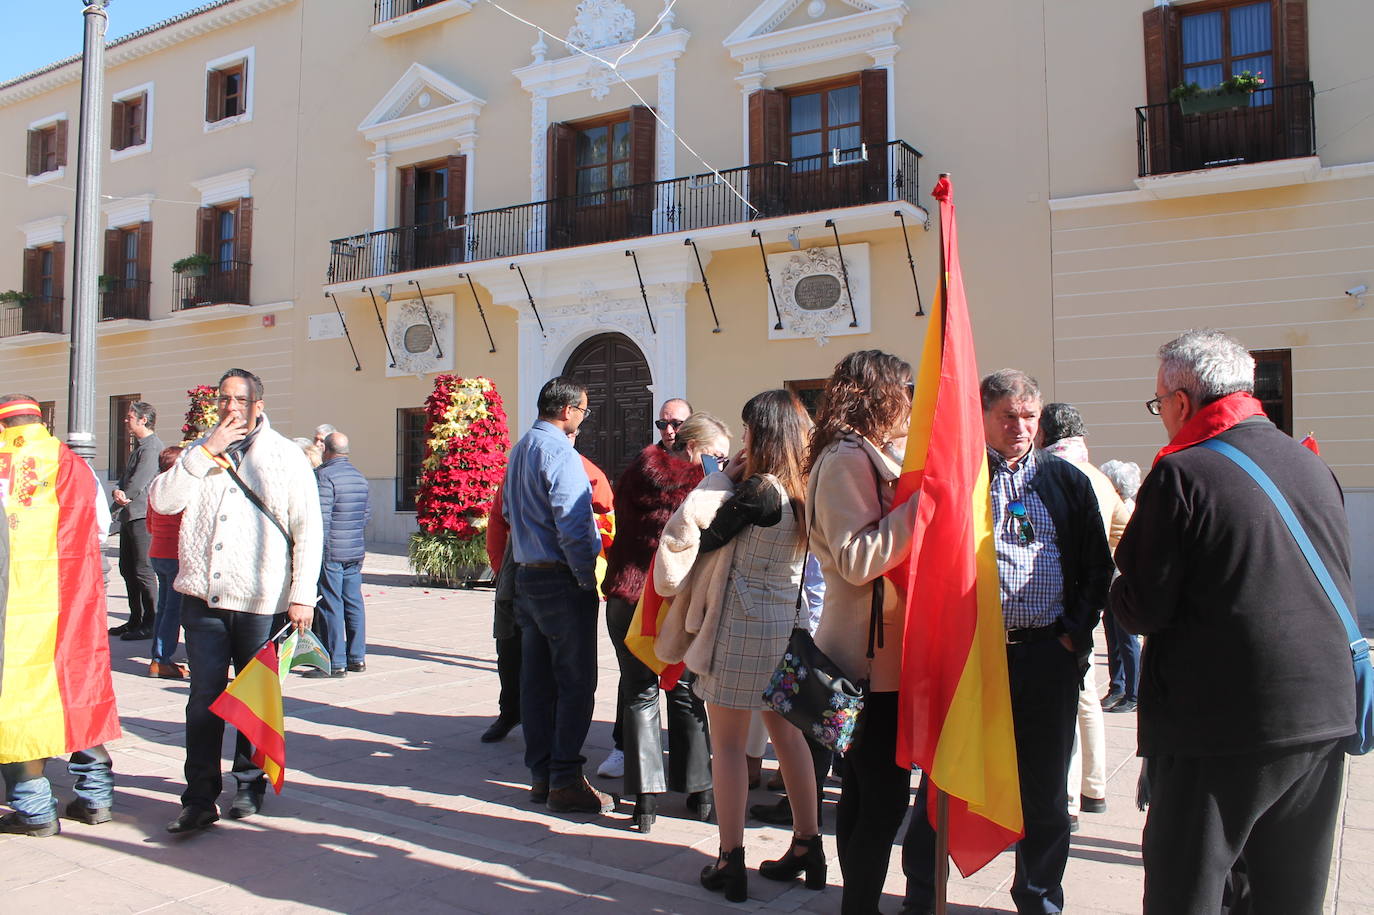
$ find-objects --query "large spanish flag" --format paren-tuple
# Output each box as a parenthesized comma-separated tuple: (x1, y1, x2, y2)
(623, 556, 686, 691)
(0, 418, 120, 763)
(888, 176, 1023, 876)
(210, 641, 287, 792)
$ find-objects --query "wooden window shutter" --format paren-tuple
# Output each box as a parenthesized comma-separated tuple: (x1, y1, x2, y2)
(51, 242, 65, 304)
(859, 69, 889, 148)
(206, 68, 224, 122)
(546, 121, 578, 199)
(54, 119, 68, 169)
(111, 100, 128, 151)
(104, 228, 121, 277)
(445, 155, 467, 223)
(397, 165, 417, 226)
(747, 89, 786, 164)
(630, 106, 657, 185)
(196, 206, 215, 256)
(1278, 0, 1308, 85)
(235, 198, 253, 265)
(22, 248, 39, 295)
(26, 130, 41, 176)
(136, 222, 153, 282)
(1142, 5, 1180, 107)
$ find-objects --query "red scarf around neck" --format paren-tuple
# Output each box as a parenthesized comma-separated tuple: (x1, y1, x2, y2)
(1154, 391, 1266, 467)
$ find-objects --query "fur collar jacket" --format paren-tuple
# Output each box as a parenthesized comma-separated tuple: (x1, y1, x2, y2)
(602, 444, 704, 603)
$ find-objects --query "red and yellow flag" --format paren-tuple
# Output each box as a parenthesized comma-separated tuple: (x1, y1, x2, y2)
(888, 176, 1023, 876)
(623, 555, 686, 691)
(210, 641, 287, 792)
(0, 419, 120, 764)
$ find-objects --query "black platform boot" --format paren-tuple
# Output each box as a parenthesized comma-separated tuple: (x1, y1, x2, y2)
(700, 846, 747, 903)
(758, 833, 826, 889)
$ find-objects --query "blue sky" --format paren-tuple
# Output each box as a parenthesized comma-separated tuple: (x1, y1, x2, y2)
(2, 1, 199, 84)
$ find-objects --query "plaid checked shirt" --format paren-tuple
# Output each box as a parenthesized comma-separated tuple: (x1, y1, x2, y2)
(988, 447, 1065, 629)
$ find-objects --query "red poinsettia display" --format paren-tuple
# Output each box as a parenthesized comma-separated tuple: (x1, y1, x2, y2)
(181, 384, 219, 443)
(414, 375, 511, 543)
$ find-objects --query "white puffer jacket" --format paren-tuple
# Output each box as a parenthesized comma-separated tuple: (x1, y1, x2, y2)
(150, 415, 323, 615)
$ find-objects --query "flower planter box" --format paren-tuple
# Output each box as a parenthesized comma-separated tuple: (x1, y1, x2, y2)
(1178, 90, 1252, 116)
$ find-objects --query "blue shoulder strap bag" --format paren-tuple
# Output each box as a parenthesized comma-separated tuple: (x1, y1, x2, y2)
(1198, 438, 1373, 755)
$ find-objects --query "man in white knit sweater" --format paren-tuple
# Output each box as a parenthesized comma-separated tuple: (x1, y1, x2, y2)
(151, 368, 322, 834)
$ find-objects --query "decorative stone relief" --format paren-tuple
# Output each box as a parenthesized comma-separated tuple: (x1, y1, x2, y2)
(385, 294, 455, 377)
(566, 0, 637, 52)
(766, 244, 871, 344)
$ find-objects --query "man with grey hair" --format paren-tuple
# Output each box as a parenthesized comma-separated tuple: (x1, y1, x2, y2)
(1111, 329, 1356, 913)
(316, 431, 371, 677)
(110, 400, 164, 640)
(904, 370, 1113, 914)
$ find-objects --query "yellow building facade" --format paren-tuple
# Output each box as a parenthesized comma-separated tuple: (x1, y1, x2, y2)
(1, 0, 1369, 602)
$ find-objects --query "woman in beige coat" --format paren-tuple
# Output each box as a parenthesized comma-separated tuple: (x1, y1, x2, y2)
(808, 350, 921, 915)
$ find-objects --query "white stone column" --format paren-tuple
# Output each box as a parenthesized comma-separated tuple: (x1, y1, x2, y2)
(656, 64, 676, 181)
(530, 93, 548, 202)
(369, 149, 391, 231)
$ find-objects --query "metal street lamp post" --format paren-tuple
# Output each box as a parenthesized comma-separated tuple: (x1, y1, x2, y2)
(67, 1, 111, 464)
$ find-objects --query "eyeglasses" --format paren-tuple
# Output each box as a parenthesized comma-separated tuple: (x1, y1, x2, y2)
(216, 394, 259, 407)
(655, 418, 684, 431)
(1007, 500, 1036, 544)
(571, 404, 592, 419)
(1145, 389, 1184, 416)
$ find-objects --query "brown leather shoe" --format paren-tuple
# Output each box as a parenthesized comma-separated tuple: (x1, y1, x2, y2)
(546, 776, 614, 814)
(149, 661, 188, 679)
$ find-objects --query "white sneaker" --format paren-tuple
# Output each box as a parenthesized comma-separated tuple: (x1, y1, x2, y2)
(596, 748, 625, 778)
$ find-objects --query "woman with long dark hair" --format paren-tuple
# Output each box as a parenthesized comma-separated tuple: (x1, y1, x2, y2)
(659, 389, 822, 903)
(808, 350, 920, 915)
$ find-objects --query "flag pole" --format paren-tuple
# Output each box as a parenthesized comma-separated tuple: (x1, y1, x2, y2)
(933, 171, 953, 915)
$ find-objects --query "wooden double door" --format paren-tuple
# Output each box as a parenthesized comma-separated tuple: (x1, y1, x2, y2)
(562, 333, 653, 482)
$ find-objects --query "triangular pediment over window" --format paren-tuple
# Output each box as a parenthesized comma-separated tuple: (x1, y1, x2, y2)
(724, 0, 907, 75)
(358, 63, 485, 152)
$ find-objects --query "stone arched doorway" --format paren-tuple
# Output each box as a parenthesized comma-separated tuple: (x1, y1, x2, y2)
(562, 332, 653, 481)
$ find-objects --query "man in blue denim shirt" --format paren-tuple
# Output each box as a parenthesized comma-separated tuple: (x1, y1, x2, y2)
(503, 376, 612, 815)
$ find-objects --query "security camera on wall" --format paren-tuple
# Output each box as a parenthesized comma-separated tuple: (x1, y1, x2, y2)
(1345, 284, 1367, 298)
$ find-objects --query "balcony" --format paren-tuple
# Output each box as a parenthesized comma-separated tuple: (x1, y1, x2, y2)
(0, 295, 63, 338)
(100, 279, 152, 321)
(372, 0, 471, 36)
(328, 140, 922, 284)
(1136, 82, 1315, 178)
(173, 260, 251, 311)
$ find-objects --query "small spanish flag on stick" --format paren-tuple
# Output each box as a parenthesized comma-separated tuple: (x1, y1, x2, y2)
(210, 632, 288, 793)
(623, 556, 686, 691)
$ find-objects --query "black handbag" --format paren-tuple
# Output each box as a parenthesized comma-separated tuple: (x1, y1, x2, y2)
(762, 461, 885, 755)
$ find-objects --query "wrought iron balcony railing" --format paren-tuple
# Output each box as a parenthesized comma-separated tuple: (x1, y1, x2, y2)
(0, 295, 63, 338)
(100, 279, 152, 321)
(173, 260, 251, 311)
(1136, 81, 1315, 178)
(328, 140, 923, 284)
(374, 0, 447, 24)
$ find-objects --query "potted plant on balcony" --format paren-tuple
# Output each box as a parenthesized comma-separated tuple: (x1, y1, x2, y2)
(97, 274, 118, 293)
(171, 253, 213, 277)
(0, 289, 33, 305)
(1172, 71, 1265, 116)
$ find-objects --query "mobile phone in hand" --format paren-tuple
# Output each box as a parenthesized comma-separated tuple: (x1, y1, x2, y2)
(700, 454, 720, 475)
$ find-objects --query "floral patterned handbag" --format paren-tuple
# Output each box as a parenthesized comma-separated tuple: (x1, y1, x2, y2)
(762, 471, 884, 755)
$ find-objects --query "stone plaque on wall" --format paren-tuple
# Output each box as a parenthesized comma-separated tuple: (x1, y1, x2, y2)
(766, 244, 871, 344)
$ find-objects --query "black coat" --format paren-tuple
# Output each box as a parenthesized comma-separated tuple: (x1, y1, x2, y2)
(1110, 418, 1356, 757)
(601, 444, 703, 604)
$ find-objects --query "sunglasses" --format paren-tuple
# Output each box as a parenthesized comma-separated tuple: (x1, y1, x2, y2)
(1007, 500, 1036, 544)
(655, 419, 685, 431)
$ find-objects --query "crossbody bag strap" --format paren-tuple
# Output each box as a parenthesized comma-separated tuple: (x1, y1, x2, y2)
(866, 458, 886, 660)
(224, 463, 295, 555)
(1196, 439, 1361, 648)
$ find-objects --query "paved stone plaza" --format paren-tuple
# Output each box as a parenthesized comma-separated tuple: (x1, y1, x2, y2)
(5, 549, 1371, 913)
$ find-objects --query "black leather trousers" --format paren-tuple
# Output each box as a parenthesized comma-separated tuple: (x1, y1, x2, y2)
(605, 595, 712, 795)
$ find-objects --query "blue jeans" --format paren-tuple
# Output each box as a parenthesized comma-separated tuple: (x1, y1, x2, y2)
(2, 747, 114, 823)
(151, 556, 184, 663)
(1102, 610, 1140, 700)
(181, 597, 279, 811)
(318, 559, 366, 670)
(514, 565, 599, 789)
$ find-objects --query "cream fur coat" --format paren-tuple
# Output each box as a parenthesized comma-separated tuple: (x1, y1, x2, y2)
(652, 471, 735, 677)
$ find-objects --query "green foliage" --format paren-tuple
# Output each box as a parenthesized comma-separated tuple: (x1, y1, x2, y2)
(1171, 70, 1265, 102)
(0, 289, 33, 304)
(171, 253, 213, 273)
(408, 530, 490, 582)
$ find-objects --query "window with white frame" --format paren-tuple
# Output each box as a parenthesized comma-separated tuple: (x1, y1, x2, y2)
(111, 83, 154, 158)
(204, 48, 255, 130)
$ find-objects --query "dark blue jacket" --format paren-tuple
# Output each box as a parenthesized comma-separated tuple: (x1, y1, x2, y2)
(317, 456, 371, 563)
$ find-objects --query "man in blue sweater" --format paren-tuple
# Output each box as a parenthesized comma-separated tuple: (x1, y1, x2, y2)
(317, 432, 372, 677)
(503, 376, 610, 816)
